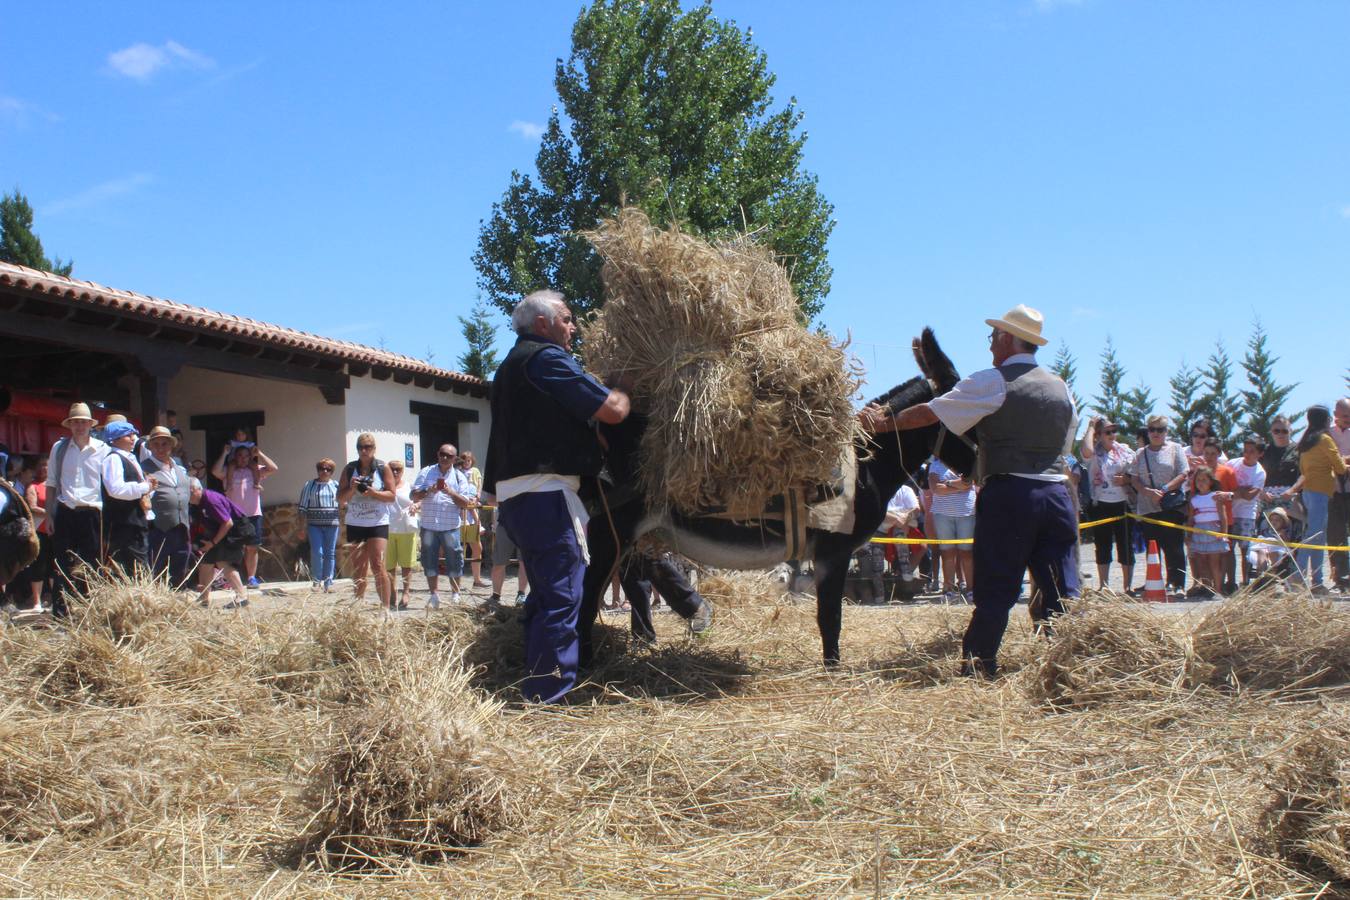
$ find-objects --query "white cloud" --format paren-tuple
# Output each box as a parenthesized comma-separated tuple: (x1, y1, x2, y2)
(1034, 0, 1084, 11)
(1339, 205, 1350, 220)
(508, 119, 545, 140)
(44, 173, 153, 216)
(0, 95, 60, 126)
(1071, 305, 1102, 320)
(106, 40, 215, 82)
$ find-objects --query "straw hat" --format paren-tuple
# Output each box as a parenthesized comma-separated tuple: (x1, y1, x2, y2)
(62, 402, 96, 427)
(105, 413, 127, 424)
(985, 304, 1049, 347)
(145, 425, 176, 446)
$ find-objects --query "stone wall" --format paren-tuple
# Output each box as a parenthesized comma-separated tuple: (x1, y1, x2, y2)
(259, 503, 360, 582)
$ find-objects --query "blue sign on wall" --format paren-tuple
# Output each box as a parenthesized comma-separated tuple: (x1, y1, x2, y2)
(405, 442, 415, 466)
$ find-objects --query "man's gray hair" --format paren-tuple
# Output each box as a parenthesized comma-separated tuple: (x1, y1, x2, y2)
(511, 290, 566, 335)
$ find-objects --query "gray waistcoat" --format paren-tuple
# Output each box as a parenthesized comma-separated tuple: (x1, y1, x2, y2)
(974, 363, 1075, 483)
(145, 457, 191, 531)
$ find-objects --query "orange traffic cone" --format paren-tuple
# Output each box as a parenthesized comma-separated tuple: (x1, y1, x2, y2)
(1143, 540, 1167, 602)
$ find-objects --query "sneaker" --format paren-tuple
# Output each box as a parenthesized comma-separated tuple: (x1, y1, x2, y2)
(1311, 584, 1331, 597)
(427, 592, 441, 610)
(451, 591, 462, 605)
(515, 592, 528, 606)
(943, 590, 962, 604)
(247, 576, 261, 588)
(397, 599, 409, 611)
(223, 596, 249, 610)
(689, 598, 715, 634)
(961, 590, 974, 604)
(311, 581, 321, 592)
(323, 580, 333, 593)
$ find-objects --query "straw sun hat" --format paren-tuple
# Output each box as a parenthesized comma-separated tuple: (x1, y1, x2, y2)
(985, 304, 1049, 347)
(62, 402, 96, 427)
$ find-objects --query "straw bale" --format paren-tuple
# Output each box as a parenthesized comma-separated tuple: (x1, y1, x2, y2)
(1032, 599, 1209, 707)
(1193, 592, 1350, 692)
(583, 207, 861, 515)
(1263, 723, 1350, 885)
(695, 568, 784, 609)
(74, 572, 194, 645)
(297, 649, 532, 868)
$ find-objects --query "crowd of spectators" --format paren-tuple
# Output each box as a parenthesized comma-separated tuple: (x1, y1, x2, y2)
(856, 397, 1350, 602)
(1, 404, 506, 615)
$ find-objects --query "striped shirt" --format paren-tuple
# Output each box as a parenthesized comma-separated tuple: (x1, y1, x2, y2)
(298, 478, 339, 526)
(928, 458, 976, 517)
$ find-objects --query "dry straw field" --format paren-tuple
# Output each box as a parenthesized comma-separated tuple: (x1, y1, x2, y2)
(2, 573, 1349, 898)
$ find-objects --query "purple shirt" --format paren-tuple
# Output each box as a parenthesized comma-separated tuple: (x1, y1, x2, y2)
(195, 488, 245, 530)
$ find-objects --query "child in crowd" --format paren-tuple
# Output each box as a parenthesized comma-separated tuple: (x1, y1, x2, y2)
(1248, 507, 1295, 589)
(1186, 465, 1229, 596)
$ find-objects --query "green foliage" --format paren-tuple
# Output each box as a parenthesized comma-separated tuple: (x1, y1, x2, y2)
(1050, 343, 1084, 412)
(1167, 362, 1206, 440)
(457, 297, 501, 380)
(0, 189, 72, 276)
(1197, 341, 1243, 449)
(1239, 320, 1299, 438)
(1120, 382, 1155, 437)
(473, 0, 834, 323)
(1091, 337, 1129, 426)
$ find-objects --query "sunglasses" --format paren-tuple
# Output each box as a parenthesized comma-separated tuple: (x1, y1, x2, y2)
(317, 466, 334, 473)
(1103, 428, 1118, 435)
(1148, 426, 1167, 433)
(390, 468, 403, 473)
(1271, 428, 1289, 434)
(357, 444, 375, 450)
(438, 452, 456, 458)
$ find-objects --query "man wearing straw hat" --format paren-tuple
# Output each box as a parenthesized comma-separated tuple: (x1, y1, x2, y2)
(45, 402, 108, 617)
(143, 426, 193, 589)
(859, 305, 1079, 677)
(484, 289, 632, 704)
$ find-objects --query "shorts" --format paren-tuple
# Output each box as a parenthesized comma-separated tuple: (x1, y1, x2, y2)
(930, 512, 976, 543)
(460, 523, 480, 545)
(385, 531, 416, 570)
(492, 524, 518, 567)
(1188, 531, 1230, 554)
(346, 524, 389, 542)
(244, 514, 264, 547)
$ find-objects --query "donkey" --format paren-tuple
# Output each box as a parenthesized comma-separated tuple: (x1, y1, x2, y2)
(579, 328, 978, 666)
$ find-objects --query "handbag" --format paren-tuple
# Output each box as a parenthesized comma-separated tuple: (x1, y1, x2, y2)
(1142, 445, 1188, 513)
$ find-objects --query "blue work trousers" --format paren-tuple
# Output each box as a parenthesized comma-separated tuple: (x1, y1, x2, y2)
(500, 491, 584, 704)
(307, 524, 339, 583)
(965, 476, 1080, 667)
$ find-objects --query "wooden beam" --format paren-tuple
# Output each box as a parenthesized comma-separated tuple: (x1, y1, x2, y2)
(318, 385, 346, 405)
(409, 400, 479, 423)
(392, 370, 413, 385)
(371, 365, 392, 381)
(348, 361, 371, 378)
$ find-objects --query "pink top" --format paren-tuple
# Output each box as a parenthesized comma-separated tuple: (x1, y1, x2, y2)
(227, 466, 263, 516)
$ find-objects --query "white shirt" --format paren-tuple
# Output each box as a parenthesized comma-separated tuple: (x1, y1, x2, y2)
(1228, 458, 1267, 521)
(412, 463, 472, 531)
(101, 447, 152, 501)
(881, 485, 919, 533)
(387, 483, 419, 535)
(928, 353, 1077, 483)
(47, 436, 107, 510)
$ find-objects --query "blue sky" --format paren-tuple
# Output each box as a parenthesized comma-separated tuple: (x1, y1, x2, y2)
(3, 1, 1347, 421)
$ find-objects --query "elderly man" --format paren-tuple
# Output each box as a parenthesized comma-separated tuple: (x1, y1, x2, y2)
(1327, 399, 1350, 592)
(143, 426, 192, 588)
(860, 305, 1078, 677)
(101, 420, 154, 575)
(483, 289, 631, 703)
(45, 403, 107, 616)
(411, 443, 476, 608)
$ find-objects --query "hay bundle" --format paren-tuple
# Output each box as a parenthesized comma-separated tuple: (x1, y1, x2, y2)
(583, 207, 861, 515)
(695, 568, 785, 609)
(298, 650, 530, 868)
(1032, 600, 1209, 707)
(1192, 593, 1350, 691)
(75, 573, 193, 644)
(1264, 725, 1350, 884)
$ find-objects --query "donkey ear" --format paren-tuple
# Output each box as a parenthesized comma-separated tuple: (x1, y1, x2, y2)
(917, 327, 960, 393)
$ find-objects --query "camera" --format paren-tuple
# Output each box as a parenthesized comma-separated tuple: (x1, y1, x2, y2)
(353, 474, 374, 494)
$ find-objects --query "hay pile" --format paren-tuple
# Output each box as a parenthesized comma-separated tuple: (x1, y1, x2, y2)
(583, 207, 861, 515)
(1193, 593, 1350, 692)
(1264, 724, 1350, 885)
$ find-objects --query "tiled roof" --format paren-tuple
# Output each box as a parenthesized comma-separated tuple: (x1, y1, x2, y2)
(0, 260, 483, 388)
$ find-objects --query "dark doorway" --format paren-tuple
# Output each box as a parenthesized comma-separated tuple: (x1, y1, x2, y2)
(410, 401, 479, 470)
(190, 411, 265, 492)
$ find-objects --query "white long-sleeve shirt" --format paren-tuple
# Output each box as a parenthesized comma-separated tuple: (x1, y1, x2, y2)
(46, 436, 107, 510)
(102, 447, 152, 501)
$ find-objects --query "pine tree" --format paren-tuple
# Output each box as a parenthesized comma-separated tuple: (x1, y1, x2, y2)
(1091, 336, 1129, 425)
(1198, 340, 1243, 450)
(457, 297, 500, 380)
(1120, 382, 1156, 437)
(1238, 320, 1298, 438)
(0, 189, 72, 275)
(1050, 343, 1084, 412)
(1167, 362, 1206, 439)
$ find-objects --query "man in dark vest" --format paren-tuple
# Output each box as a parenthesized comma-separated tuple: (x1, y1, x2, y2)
(859, 305, 1078, 677)
(482, 289, 631, 703)
(100, 420, 154, 575)
(142, 425, 192, 588)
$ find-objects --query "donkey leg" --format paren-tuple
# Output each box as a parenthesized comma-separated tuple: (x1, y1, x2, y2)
(814, 551, 848, 666)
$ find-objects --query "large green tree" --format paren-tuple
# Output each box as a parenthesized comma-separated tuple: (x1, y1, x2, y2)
(1197, 341, 1243, 449)
(457, 297, 500, 380)
(1050, 343, 1084, 413)
(1167, 361, 1206, 440)
(0, 189, 72, 275)
(1091, 337, 1129, 426)
(1238, 321, 1298, 438)
(1120, 382, 1156, 437)
(473, 0, 834, 322)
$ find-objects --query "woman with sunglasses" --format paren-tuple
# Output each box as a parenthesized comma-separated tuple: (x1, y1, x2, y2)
(338, 434, 397, 610)
(1131, 415, 1190, 598)
(298, 457, 340, 592)
(384, 460, 420, 609)
(1083, 418, 1136, 592)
